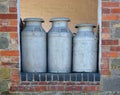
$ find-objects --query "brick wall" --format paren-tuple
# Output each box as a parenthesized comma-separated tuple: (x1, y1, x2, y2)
(0, 0, 19, 94)
(0, 0, 120, 95)
(101, 0, 120, 93)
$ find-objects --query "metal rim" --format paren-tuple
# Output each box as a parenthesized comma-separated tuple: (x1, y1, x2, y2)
(23, 18, 44, 22)
(50, 17, 70, 22)
(75, 24, 96, 28)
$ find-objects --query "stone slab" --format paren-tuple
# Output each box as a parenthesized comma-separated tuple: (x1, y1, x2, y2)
(111, 21, 120, 38)
(0, 0, 8, 2)
(0, 33, 9, 49)
(111, 59, 120, 75)
(100, 92, 120, 95)
(102, 76, 120, 91)
(0, 80, 8, 92)
(0, 3, 8, 13)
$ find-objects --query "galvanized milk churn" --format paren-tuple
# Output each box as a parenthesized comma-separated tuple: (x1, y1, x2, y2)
(48, 17, 72, 73)
(73, 24, 97, 72)
(21, 18, 46, 72)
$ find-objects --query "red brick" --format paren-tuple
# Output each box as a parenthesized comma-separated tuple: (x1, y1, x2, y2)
(65, 86, 72, 91)
(112, 8, 120, 13)
(0, 26, 17, 32)
(102, 21, 110, 27)
(47, 86, 57, 91)
(57, 81, 66, 85)
(47, 82, 58, 85)
(80, 82, 86, 85)
(11, 68, 19, 76)
(1, 56, 19, 64)
(38, 82, 48, 85)
(102, 8, 111, 14)
(66, 82, 76, 85)
(102, 2, 119, 7)
(18, 86, 25, 92)
(119, 15, 120, 20)
(65, 86, 82, 91)
(83, 86, 89, 92)
(1, 62, 11, 67)
(10, 20, 18, 26)
(102, 52, 119, 58)
(34, 86, 47, 91)
(101, 69, 110, 75)
(21, 82, 30, 85)
(11, 57, 19, 63)
(9, 7, 17, 12)
(1, 50, 19, 56)
(101, 63, 109, 69)
(111, 46, 120, 51)
(102, 40, 118, 45)
(102, 28, 110, 33)
(1, 62, 18, 68)
(0, 14, 17, 19)
(57, 86, 64, 91)
(11, 74, 20, 83)
(102, 33, 110, 39)
(102, 15, 119, 21)
(72, 86, 82, 91)
(10, 33, 18, 38)
(10, 86, 18, 91)
(102, 58, 109, 64)
(89, 85, 96, 91)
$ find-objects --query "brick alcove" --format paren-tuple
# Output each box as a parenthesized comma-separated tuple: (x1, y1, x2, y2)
(1, 0, 120, 94)
(9, 0, 101, 92)
(3, 0, 118, 94)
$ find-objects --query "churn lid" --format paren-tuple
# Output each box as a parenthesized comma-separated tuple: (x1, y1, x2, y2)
(75, 24, 96, 28)
(50, 17, 70, 22)
(23, 18, 44, 22)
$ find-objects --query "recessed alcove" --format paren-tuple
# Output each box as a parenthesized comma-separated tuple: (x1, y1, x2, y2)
(20, 0, 100, 82)
(20, 0, 98, 32)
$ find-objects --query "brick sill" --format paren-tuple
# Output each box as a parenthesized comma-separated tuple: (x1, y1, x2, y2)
(21, 73, 100, 82)
(10, 73, 100, 92)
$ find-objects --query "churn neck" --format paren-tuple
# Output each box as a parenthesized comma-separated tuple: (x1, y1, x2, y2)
(50, 17, 70, 28)
(76, 24, 96, 32)
(23, 18, 44, 27)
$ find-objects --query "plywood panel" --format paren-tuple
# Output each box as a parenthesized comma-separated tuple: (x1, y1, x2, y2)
(20, 0, 98, 32)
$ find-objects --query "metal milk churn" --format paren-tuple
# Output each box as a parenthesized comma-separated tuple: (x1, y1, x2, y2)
(48, 17, 72, 73)
(73, 24, 97, 72)
(21, 18, 46, 72)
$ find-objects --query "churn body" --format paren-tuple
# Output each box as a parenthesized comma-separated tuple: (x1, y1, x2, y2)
(73, 24, 97, 72)
(21, 18, 46, 72)
(48, 18, 72, 73)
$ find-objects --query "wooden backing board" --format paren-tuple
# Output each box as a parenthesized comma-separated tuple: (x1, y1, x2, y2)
(20, 0, 98, 32)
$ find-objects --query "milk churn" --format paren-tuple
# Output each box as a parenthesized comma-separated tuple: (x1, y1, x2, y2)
(21, 18, 46, 72)
(48, 17, 72, 73)
(73, 24, 97, 72)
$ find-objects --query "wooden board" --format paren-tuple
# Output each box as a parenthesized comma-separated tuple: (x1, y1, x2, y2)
(20, 0, 98, 32)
